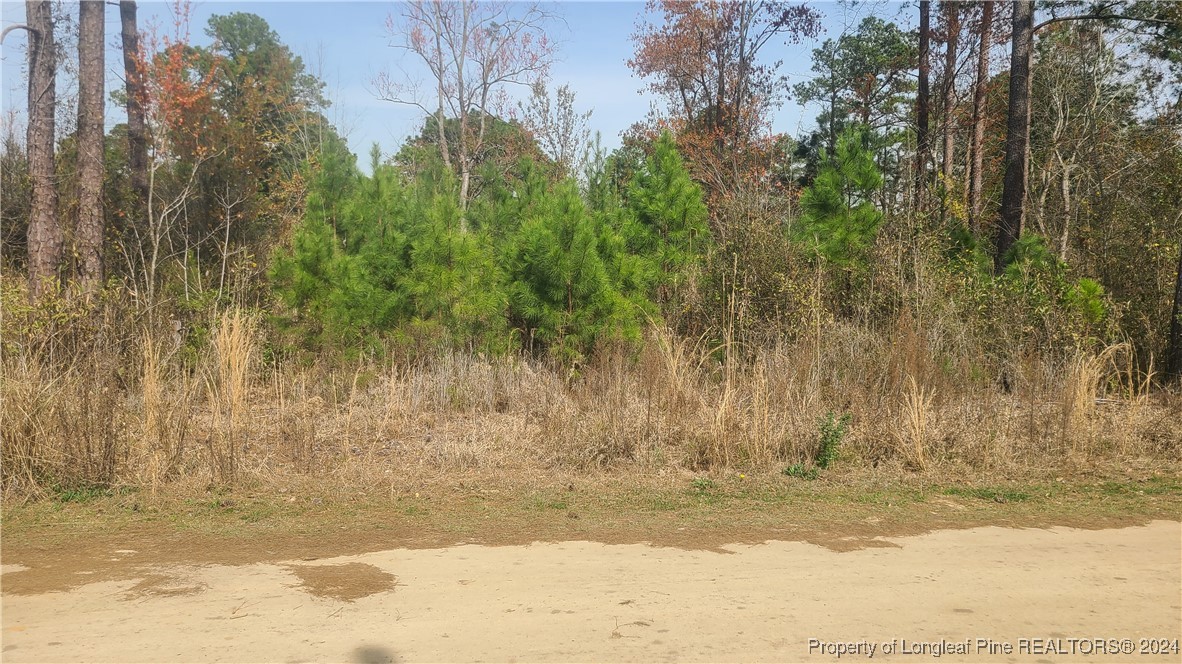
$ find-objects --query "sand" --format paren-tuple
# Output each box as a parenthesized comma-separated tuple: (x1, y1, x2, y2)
(2, 521, 1180, 663)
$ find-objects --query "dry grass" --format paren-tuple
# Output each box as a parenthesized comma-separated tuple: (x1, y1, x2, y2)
(896, 376, 934, 471)
(203, 310, 257, 482)
(3, 298, 1181, 502)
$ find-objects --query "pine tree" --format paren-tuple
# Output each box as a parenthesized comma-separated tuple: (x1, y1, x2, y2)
(506, 179, 644, 360)
(626, 132, 710, 301)
(796, 126, 884, 267)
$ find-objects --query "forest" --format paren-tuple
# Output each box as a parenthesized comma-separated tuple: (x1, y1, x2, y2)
(1, 0, 1180, 498)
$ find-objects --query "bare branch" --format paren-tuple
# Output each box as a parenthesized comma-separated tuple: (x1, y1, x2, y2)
(0, 23, 36, 45)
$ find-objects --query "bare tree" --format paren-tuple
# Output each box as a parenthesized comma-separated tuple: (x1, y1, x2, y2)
(376, 0, 557, 213)
(77, 0, 105, 293)
(519, 81, 592, 179)
(112, 8, 222, 309)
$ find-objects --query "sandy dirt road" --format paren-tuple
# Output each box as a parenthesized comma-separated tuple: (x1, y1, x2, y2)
(2, 521, 1180, 663)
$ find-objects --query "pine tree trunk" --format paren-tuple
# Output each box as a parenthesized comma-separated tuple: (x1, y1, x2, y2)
(915, 0, 931, 211)
(940, 2, 960, 197)
(26, 0, 61, 299)
(120, 1, 149, 207)
(968, 0, 994, 234)
(1167, 238, 1182, 381)
(995, 0, 1032, 273)
(78, 0, 105, 293)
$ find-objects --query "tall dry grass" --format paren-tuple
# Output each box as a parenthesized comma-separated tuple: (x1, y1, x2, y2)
(2, 295, 1180, 500)
(203, 309, 257, 482)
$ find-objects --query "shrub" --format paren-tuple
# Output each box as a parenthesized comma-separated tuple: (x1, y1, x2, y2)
(815, 411, 851, 469)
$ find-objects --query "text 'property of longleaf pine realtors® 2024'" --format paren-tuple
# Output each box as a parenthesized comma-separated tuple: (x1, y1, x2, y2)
(807, 637, 1181, 658)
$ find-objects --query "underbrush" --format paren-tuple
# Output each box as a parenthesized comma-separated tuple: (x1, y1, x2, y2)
(3, 291, 1179, 502)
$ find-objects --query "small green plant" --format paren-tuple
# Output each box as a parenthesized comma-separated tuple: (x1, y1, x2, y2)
(690, 477, 716, 493)
(782, 463, 819, 480)
(52, 483, 113, 504)
(815, 411, 852, 469)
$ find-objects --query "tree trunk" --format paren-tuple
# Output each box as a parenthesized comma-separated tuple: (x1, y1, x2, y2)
(120, 1, 149, 207)
(995, 0, 1033, 273)
(26, 0, 61, 299)
(78, 0, 105, 293)
(940, 2, 960, 196)
(1168, 237, 1182, 381)
(431, 4, 451, 172)
(915, 0, 931, 211)
(969, 0, 994, 234)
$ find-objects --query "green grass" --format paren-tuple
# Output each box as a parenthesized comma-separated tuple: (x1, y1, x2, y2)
(943, 486, 1033, 503)
(1094, 477, 1181, 497)
(49, 482, 134, 504)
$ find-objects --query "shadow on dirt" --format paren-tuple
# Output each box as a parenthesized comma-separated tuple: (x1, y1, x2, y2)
(353, 645, 400, 663)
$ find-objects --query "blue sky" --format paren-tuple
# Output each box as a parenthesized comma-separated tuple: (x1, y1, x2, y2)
(1, 1, 911, 169)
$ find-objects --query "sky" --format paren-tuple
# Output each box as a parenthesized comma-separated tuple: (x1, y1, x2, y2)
(0, 1, 911, 171)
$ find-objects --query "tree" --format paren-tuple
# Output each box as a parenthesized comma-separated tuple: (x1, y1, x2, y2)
(396, 112, 548, 200)
(796, 18, 917, 140)
(794, 17, 917, 213)
(189, 12, 331, 292)
(994, 0, 1181, 271)
(507, 180, 646, 360)
(377, 0, 558, 211)
(795, 126, 884, 268)
(21, 0, 61, 298)
(518, 81, 592, 180)
(968, 0, 996, 232)
(629, 0, 820, 195)
(938, 1, 962, 197)
(1029, 23, 1134, 261)
(0, 115, 30, 265)
(627, 131, 710, 304)
(77, 0, 105, 292)
(995, 0, 1033, 274)
(113, 3, 222, 306)
(119, 1, 150, 209)
(1169, 240, 1182, 380)
(915, 0, 931, 209)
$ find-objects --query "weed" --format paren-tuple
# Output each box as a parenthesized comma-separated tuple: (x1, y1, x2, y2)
(815, 411, 851, 469)
(52, 483, 112, 504)
(691, 477, 716, 493)
(782, 463, 819, 480)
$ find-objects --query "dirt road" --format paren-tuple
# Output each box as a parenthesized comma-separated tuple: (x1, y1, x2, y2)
(2, 521, 1179, 663)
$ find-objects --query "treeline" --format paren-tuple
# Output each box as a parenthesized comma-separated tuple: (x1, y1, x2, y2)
(1, 0, 1180, 377)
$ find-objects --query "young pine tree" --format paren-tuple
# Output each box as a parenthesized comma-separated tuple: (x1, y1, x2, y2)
(626, 132, 710, 302)
(506, 179, 645, 361)
(795, 125, 884, 267)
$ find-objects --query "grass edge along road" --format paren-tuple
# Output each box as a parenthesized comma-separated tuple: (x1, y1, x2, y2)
(3, 470, 1180, 580)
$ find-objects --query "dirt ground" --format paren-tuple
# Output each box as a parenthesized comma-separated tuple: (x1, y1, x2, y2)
(2, 519, 1180, 663)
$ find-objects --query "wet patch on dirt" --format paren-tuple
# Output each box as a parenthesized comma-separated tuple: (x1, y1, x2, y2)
(821, 536, 903, 553)
(283, 562, 398, 601)
(121, 572, 207, 600)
